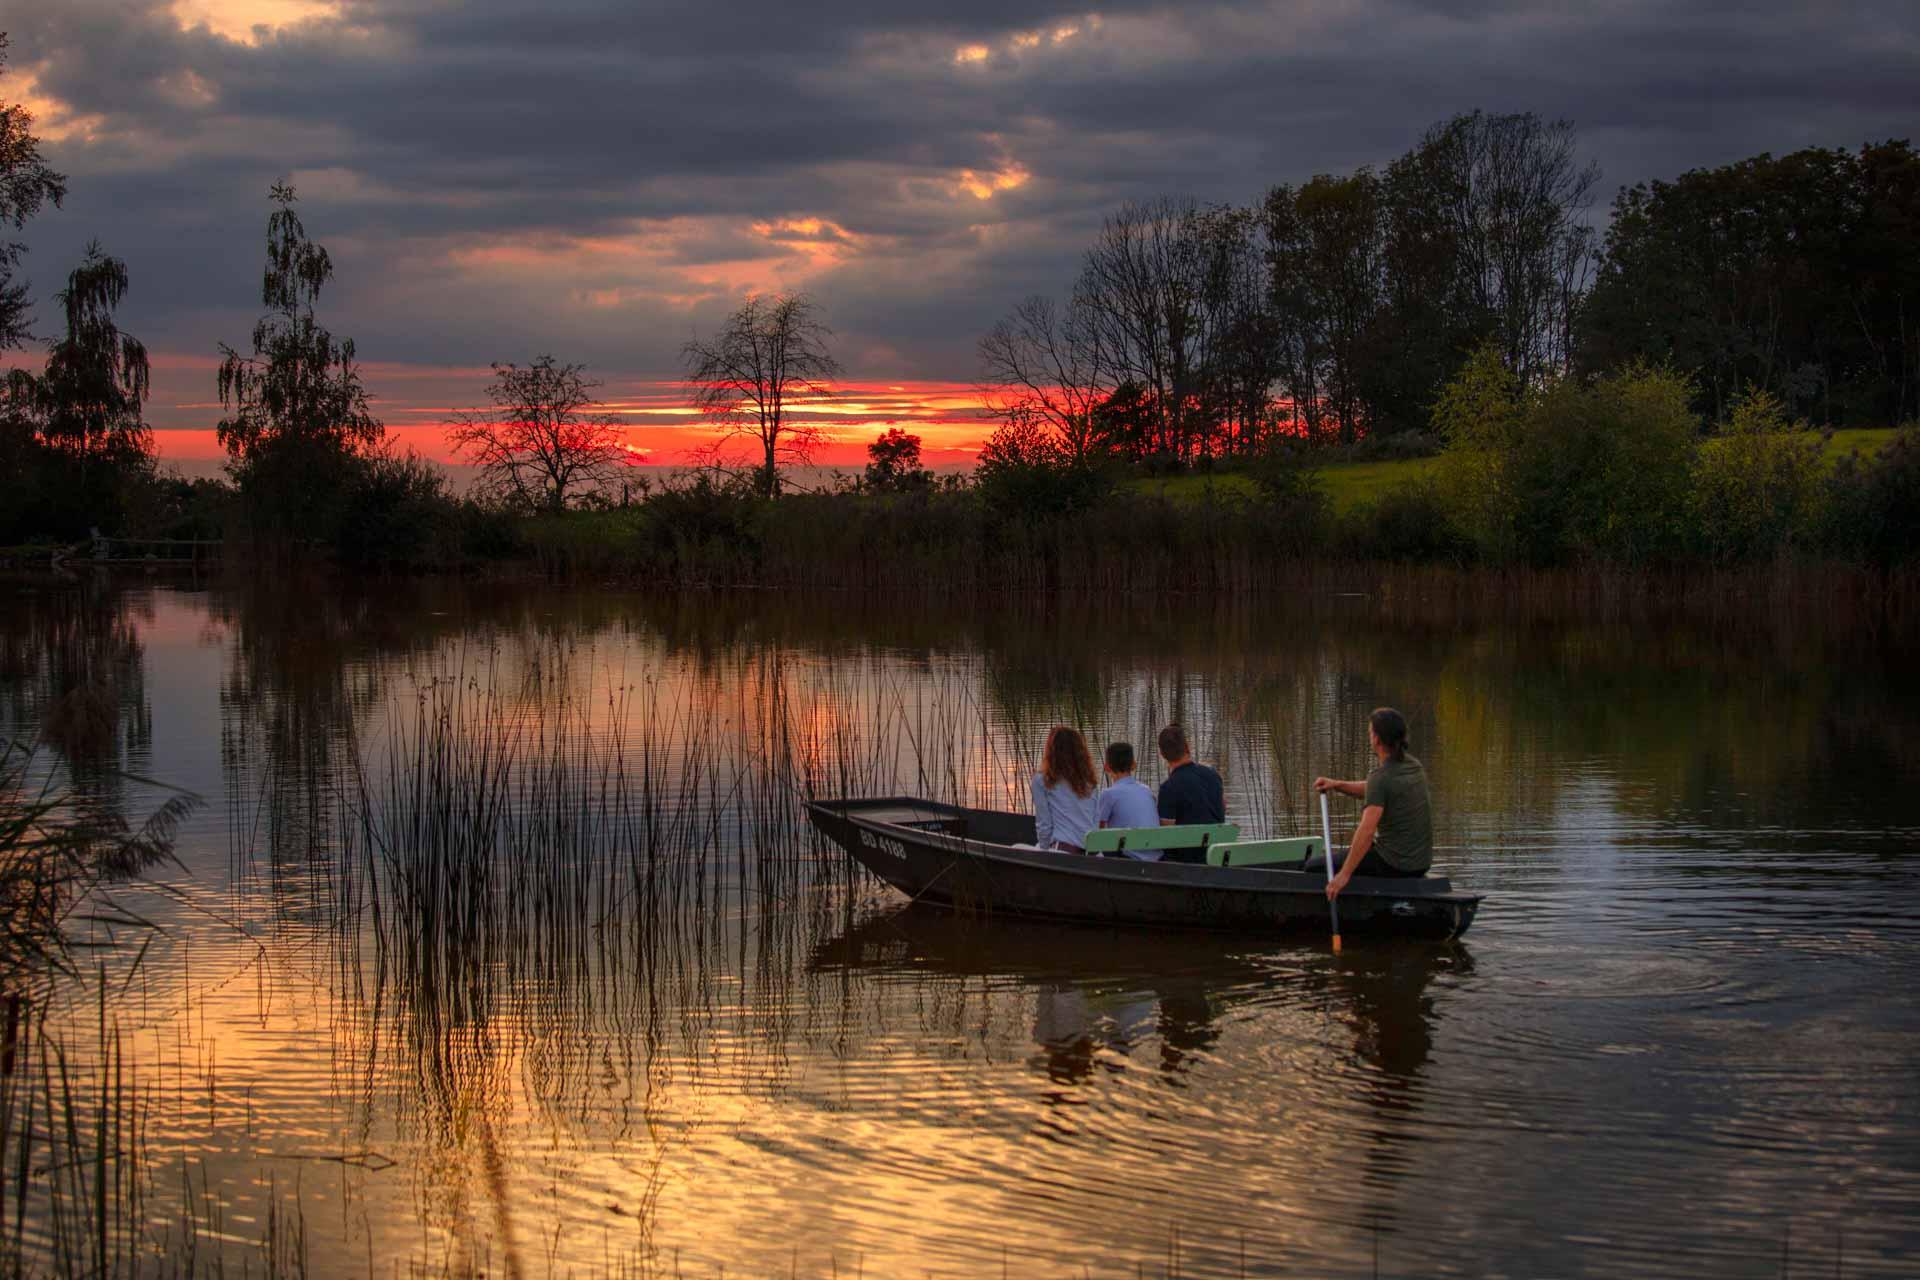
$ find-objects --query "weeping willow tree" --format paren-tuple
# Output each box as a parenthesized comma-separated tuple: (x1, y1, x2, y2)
(36, 243, 151, 464)
(0, 34, 67, 355)
(216, 182, 383, 539)
(0, 243, 154, 538)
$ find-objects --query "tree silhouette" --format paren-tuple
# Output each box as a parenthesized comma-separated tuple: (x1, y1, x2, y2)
(863, 427, 931, 491)
(449, 357, 631, 514)
(36, 242, 151, 464)
(682, 293, 841, 498)
(978, 292, 1109, 464)
(216, 182, 380, 462)
(0, 34, 68, 352)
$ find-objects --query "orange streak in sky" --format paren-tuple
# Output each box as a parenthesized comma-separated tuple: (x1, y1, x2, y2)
(146, 378, 999, 469)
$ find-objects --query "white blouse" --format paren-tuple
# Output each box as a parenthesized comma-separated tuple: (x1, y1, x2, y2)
(1031, 773, 1099, 849)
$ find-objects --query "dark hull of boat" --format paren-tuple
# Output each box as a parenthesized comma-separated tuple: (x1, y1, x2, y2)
(807, 797, 1482, 941)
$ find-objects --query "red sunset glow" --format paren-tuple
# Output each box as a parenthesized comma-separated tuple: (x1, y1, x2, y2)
(121, 366, 1002, 471)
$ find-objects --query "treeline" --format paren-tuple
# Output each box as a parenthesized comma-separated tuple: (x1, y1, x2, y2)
(981, 114, 1920, 464)
(458, 400, 1920, 587)
(1579, 141, 1920, 425)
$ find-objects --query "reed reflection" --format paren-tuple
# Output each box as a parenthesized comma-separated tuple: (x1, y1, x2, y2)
(0, 574, 151, 770)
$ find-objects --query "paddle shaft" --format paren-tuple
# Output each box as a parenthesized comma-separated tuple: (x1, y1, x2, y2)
(1320, 790, 1342, 952)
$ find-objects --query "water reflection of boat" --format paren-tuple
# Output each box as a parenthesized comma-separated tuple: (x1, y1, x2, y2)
(807, 797, 1481, 939)
(810, 907, 1471, 1086)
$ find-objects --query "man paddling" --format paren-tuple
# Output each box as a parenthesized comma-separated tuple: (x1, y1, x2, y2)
(1314, 707, 1433, 899)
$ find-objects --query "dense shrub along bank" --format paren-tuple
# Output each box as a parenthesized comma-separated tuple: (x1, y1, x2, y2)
(487, 423, 1918, 590)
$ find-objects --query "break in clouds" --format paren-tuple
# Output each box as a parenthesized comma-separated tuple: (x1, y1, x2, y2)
(2, 0, 1917, 435)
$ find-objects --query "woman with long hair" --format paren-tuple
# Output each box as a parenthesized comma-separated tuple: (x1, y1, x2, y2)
(1031, 725, 1099, 854)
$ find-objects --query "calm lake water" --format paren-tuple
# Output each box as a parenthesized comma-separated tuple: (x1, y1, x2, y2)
(3, 574, 1918, 1277)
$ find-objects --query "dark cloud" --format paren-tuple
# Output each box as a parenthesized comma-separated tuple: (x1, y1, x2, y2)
(1, 0, 1914, 409)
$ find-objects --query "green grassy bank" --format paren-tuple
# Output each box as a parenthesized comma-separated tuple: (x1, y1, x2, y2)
(1133, 427, 1898, 515)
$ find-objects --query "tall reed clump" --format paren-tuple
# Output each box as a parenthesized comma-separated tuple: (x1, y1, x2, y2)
(0, 739, 197, 987)
(0, 980, 148, 1278)
(331, 669, 824, 1028)
(0, 739, 212, 1276)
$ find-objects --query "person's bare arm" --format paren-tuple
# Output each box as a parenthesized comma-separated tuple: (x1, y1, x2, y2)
(1326, 805, 1383, 899)
(1313, 776, 1365, 799)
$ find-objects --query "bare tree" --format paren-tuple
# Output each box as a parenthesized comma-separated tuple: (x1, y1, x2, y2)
(681, 293, 841, 498)
(448, 356, 630, 514)
(1076, 198, 1200, 458)
(1074, 198, 1267, 461)
(977, 291, 1110, 463)
(1414, 110, 1599, 384)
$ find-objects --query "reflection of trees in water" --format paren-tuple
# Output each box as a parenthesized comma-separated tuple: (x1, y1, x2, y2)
(0, 574, 150, 770)
(608, 589, 1920, 838)
(214, 573, 443, 885)
(179, 574, 1920, 876)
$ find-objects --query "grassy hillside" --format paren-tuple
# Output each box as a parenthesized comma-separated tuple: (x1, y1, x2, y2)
(1132, 427, 1899, 515)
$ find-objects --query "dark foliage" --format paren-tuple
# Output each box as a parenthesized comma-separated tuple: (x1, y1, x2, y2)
(0, 36, 67, 353)
(0, 244, 158, 541)
(1579, 141, 1920, 425)
(982, 111, 1598, 465)
(1337, 480, 1471, 563)
(333, 447, 457, 570)
(974, 415, 1115, 515)
(217, 183, 383, 546)
(1822, 426, 1920, 565)
(862, 427, 933, 491)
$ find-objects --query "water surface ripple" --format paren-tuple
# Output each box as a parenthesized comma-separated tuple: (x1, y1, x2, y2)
(3, 578, 1916, 1277)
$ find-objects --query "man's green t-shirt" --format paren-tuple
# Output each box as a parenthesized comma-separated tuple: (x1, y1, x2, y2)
(1363, 754, 1433, 873)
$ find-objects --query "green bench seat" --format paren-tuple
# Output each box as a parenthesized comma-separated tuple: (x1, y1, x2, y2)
(1204, 837, 1324, 869)
(1081, 824, 1239, 856)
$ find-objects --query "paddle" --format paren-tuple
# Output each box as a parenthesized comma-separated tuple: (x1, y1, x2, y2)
(1319, 789, 1343, 954)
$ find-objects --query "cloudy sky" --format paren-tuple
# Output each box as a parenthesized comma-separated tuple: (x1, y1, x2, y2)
(3, 0, 1916, 466)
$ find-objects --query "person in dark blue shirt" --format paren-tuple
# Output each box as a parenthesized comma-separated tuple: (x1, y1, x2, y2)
(1155, 724, 1224, 863)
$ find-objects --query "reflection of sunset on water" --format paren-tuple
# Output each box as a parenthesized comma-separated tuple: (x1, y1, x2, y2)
(7, 582, 1920, 1277)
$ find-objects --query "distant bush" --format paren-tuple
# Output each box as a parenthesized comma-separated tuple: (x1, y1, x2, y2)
(974, 418, 1115, 516)
(1432, 344, 1526, 559)
(1324, 431, 1444, 464)
(1248, 443, 1334, 551)
(1512, 364, 1698, 564)
(1339, 480, 1472, 563)
(1822, 424, 1920, 565)
(1689, 389, 1827, 562)
(861, 427, 935, 492)
(136, 475, 233, 542)
(1435, 352, 1698, 564)
(334, 447, 457, 570)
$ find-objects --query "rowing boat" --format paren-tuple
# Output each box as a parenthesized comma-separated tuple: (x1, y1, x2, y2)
(805, 796, 1482, 940)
